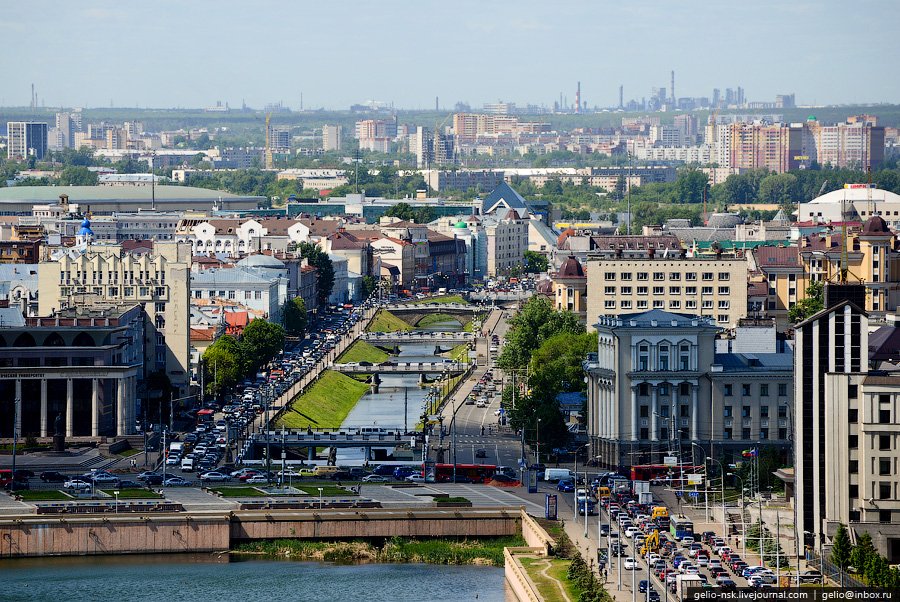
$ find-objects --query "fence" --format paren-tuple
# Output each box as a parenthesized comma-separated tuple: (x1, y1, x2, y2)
(810, 550, 866, 588)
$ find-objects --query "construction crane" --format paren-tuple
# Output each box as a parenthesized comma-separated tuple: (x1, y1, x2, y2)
(264, 112, 273, 170)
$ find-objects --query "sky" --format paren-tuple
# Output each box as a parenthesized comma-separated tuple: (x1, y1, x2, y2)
(3, 0, 899, 110)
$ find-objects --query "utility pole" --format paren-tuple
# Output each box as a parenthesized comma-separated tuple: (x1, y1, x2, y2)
(11, 392, 20, 488)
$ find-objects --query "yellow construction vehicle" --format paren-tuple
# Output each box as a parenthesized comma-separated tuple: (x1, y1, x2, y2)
(640, 529, 660, 556)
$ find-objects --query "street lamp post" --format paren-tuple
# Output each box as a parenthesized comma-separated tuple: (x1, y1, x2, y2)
(690, 442, 708, 523)
(535, 418, 542, 465)
(727, 472, 746, 556)
(317, 486, 323, 510)
(707, 457, 726, 538)
(266, 385, 272, 485)
(114, 490, 119, 514)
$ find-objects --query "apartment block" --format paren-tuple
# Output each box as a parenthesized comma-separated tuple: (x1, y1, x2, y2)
(7, 121, 48, 160)
(585, 258, 749, 329)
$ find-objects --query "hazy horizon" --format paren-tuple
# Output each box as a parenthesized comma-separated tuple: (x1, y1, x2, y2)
(3, 0, 899, 111)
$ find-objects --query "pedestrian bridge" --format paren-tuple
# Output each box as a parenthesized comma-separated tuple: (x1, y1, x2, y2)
(361, 331, 474, 345)
(332, 361, 467, 375)
(379, 303, 485, 327)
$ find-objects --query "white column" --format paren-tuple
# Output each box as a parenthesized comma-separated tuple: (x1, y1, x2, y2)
(631, 386, 639, 441)
(66, 379, 74, 437)
(40, 380, 48, 437)
(14, 379, 22, 437)
(691, 384, 699, 440)
(91, 378, 99, 437)
(116, 378, 126, 436)
(651, 384, 659, 441)
(129, 376, 137, 435)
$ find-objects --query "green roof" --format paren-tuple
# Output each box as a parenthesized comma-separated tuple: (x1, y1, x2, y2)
(691, 240, 788, 250)
(0, 185, 262, 202)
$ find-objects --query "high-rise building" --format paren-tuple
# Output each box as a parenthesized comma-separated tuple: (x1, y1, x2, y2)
(728, 122, 804, 173)
(54, 112, 82, 148)
(6, 121, 48, 159)
(322, 124, 343, 151)
(268, 126, 291, 152)
(807, 118, 885, 169)
(673, 114, 698, 143)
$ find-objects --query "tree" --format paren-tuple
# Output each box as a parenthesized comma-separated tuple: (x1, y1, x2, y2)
(831, 524, 852, 570)
(674, 169, 709, 204)
(788, 281, 824, 323)
(360, 275, 378, 298)
(202, 335, 244, 397)
(58, 166, 98, 186)
(282, 297, 308, 336)
(758, 173, 799, 212)
(523, 250, 549, 274)
(240, 319, 285, 371)
(497, 296, 584, 369)
(298, 241, 335, 306)
(851, 532, 875, 574)
(718, 173, 758, 205)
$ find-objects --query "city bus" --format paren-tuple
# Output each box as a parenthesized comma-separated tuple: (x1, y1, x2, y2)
(630, 464, 704, 483)
(432, 463, 497, 483)
(670, 516, 695, 541)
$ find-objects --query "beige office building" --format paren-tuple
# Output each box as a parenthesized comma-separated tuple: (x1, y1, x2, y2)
(38, 241, 192, 395)
(585, 258, 749, 329)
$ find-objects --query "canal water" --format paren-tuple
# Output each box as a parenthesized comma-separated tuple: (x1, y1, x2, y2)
(340, 319, 464, 438)
(0, 554, 510, 602)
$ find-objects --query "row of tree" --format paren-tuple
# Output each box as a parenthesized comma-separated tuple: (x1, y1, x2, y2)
(832, 526, 900, 587)
(496, 296, 592, 451)
(201, 318, 286, 397)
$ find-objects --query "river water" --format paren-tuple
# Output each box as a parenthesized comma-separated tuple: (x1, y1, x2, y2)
(339, 320, 464, 457)
(1, 554, 510, 602)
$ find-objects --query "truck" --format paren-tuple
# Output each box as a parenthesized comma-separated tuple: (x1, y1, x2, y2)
(168, 442, 184, 457)
(675, 574, 703, 599)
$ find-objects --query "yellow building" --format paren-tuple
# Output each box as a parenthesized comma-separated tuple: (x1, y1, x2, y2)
(552, 255, 587, 323)
(755, 216, 900, 325)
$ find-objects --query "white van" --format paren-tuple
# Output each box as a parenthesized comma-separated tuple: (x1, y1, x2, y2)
(181, 457, 195, 472)
(544, 468, 573, 482)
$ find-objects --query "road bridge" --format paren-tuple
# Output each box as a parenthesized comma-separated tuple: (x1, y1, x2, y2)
(332, 361, 466, 375)
(361, 331, 474, 345)
(380, 303, 485, 327)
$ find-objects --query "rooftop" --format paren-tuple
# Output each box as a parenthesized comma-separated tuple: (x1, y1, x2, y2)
(0, 185, 262, 202)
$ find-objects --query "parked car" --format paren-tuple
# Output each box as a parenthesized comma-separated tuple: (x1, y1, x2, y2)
(798, 570, 823, 584)
(244, 475, 268, 484)
(557, 479, 575, 493)
(406, 474, 426, 483)
(362, 474, 388, 483)
(40, 471, 68, 483)
(64, 479, 92, 491)
(117, 480, 141, 489)
(163, 476, 191, 487)
(624, 557, 639, 570)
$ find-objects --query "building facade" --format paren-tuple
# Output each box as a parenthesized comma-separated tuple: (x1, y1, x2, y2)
(7, 121, 49, 160)
(585, 258, 749, 329)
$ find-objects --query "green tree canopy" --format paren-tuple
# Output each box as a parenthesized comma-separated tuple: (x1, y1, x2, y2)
(674, 168, 709, 204)
(240, 319, 286, 371)
(497, 296, 584, 369)
(758, 173, 800, 212)
(831, 524, 852, 569)
(202, 335, 244, 397)
(851, 532, 876, 574)
(298, 241, 335, 306)
(57, 166, 99, 186)
(282, 297, 308, 336)
(523, 250, 550, 274)
(788, 281, 824, 323)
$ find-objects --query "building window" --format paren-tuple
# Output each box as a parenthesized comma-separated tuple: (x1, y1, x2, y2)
(702, 286, 713, 296)
(724, 406, 732, 418)
(850, 484, 859, 498)
(718, 300, 730, 309)
(880, 435, 891, 450)
(637, 300, 648, 309)
(742, 428, 751, 439)
(880, 458, 892, 476)
(718, 272, 730, 281)
(849, 435, 858, 449)
(778, 428, 787, 440)
(653, 286, 664, 295)
(639, 383, 649, 396)
(637, 273, 648, 281)
(680, 404, 689, 417)
(760, 405, 769, 418)
(604, 300, 616, 309)
(848, 384, 859, 398)
(621, 273, 632, 281)
(637, 286, 648, 296)
(640, 405, 649, 417)
(778, 383, 788, 397)
(742, 384, 751, 396)
(679, 347, 690, 371)
(605, 286, 616, 295)
(717, 314, 729, 323)
(760, 429, 768, 440)
(669, 287, 681, 295)
(718, 286, 730, 295)
(880, 510, 892, 524)
(680, 383, 690, 396)
(686, 300, 697, 309)
(621, 300, 632, 309)
(245, 291, 252, 300)
(653, 300, 665, 309)
(640, 428, 649, 440)
(255, 291, 262, 300)
(620, 286, 632, 295)
(723, 428, 732, 440)
(702, 272, 714, 281)
(194, 290, 202, 299)
(659, 346, 669, 371)
(604, 272, 617, 281)
(880, 409, 891, 424)
(879, 482, 892, 500)
(724, 384, 733, 397)
(849, 460, 858, 474)
(686, 286, 697, 295)
(653, 272, 665, 281)
(686, 272, 697, 281)
(848, 408, 858, 422)
(760, 384, 769, 397)
(228, 290, 236, 299)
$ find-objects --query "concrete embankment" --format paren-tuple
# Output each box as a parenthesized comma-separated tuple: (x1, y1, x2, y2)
(0, 507, 522, 558)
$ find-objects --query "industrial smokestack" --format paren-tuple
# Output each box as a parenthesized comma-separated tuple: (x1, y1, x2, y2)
(575, 81, 581, 114)
(619, 85, 624, 109)
(670, 70, 675, 105)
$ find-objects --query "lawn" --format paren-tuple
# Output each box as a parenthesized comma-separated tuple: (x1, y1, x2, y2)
(102, 488, 163, 499)
(518, 556, 578, 602)
(441, 343, 469, 362)
(337, 340, 390, 364)
(274, 370, 369, 429)
(416, 313, 465, 329)
(210, 486, 269, 498)
(14, 489, 71, 501)
(409, 295, 468, 305)
(117, 448, 141, 458)
(298, 485, 356, 497)
(366, 310, 412, 333)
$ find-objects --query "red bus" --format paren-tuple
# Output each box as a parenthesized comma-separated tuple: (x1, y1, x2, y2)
(630, 464, 704, 483)
(432, 463, 497, 483)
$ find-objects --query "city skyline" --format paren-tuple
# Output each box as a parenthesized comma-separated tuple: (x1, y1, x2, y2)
(3, 0, 899, 111)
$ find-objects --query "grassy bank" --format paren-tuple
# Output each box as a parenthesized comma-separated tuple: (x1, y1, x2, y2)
(441, 343, 469, 361)
(366, 310, 412, 333)
(519, 556, 580, 602)
(275, 370, 369, 429)
(337, 340, 390, 364)
(416, 313, 464, 329)
(101, 488, 163, 499)
(409, 295, 468, 305)
(14, 490, 71, 501)
(233, 535, 524, 567)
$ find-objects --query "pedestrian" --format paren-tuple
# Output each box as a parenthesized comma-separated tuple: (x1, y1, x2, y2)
(481, 425, 485, 436)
